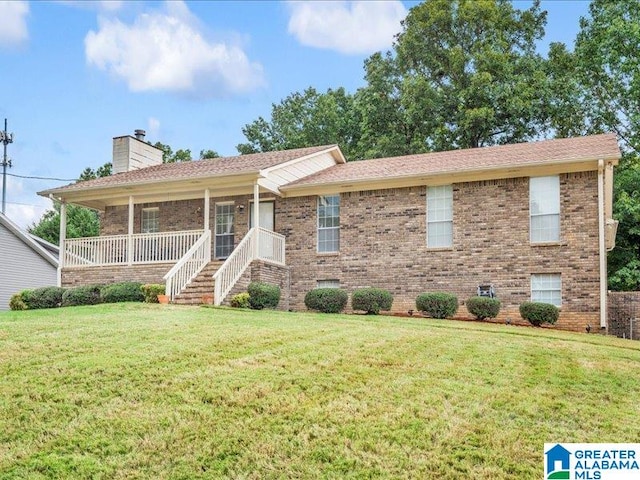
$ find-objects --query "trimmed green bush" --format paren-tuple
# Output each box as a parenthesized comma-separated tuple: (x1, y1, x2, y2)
(141, 284, 165, 303)
(9, 291, 28, 311)
(100, 282, 144, 304)
(466, 296, 501, 320)
(247, 282, 280, 310)
(304, 288, 348, 313)
(22, 286, 66, 310)
(351, 288, 393, 315)
(519, 302, 560, 326)
(230, 292, 251, 308)
(416, 292, 458, 319)
(62, 285, 102, 307)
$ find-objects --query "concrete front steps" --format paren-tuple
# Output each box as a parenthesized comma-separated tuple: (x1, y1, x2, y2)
(172, 260, 223, 305)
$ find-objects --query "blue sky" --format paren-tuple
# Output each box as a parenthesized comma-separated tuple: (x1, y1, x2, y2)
(0, 0, 590, 229)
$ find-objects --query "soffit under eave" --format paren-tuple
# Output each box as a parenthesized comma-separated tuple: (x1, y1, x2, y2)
(279, 159, 613, 197)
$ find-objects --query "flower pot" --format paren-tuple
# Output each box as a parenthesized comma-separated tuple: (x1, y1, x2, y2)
(157, 294, 169, 304)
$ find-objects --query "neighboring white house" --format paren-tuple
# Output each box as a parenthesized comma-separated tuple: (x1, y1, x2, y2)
(0, 213, 59, 310)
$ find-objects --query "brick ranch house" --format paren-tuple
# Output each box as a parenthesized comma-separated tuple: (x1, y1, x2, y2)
(39, 132, 621, 332)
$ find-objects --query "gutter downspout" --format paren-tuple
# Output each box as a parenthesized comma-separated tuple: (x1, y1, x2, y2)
(598, 160, 607, 330)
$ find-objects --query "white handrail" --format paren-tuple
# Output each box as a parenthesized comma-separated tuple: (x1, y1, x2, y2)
(212, 227, 286, 306)
(213, 228, 256, 306)
(64, 230, 204, 267)
(163, 230, 211, 301)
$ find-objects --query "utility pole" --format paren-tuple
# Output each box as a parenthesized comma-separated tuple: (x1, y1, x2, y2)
(1, 119, 14, 214)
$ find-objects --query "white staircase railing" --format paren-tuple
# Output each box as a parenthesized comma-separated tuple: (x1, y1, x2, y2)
(163, 230, 211, 301)
(212, 227, 286, 306)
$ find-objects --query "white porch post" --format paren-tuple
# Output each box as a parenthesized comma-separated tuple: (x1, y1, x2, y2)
(204, 188, 210, 232)
(127, 195, 134, 266)
(253, 182, 260, 257)
(57, 201, 67, 287)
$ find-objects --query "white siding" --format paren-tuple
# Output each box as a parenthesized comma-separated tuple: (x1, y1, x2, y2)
(112, 136, 163, 174)
(265, 152, 337, 189)
(0, 224, 58, 310)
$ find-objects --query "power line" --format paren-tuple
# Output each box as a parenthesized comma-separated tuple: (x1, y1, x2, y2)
(5, 200, 52, 208)
(7, 172, 75, 182)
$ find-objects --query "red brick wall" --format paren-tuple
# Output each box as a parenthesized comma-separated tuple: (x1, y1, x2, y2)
(277, 172, 602, 332)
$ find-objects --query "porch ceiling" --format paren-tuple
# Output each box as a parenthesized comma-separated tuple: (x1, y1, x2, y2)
(44, 173, 265, 210)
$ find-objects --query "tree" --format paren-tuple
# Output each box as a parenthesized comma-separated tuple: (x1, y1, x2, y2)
(237, 87, 363, 159)
(199, 149, 220, 159)
(358, 0, 551, 156)
(153, 142, 192, 163)
(571, 0, 640, 289)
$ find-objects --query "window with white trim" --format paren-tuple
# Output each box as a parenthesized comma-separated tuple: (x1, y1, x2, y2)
(318, 195, 340, 253)
(141, 208, 159, 233)
(531, 274, 562, 306)
(530, 176, 560, 243)
(215, 203, 234, 259)
(427, 185, 453, 248)
(317, 279, 340, 289)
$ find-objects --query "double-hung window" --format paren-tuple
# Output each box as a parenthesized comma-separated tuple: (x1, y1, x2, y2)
(215, 203, 234, 259)
(141, 208, 159, 233)
(531, 274, 562, 306)
(317, 195, 340, 253)
(427, 185, 453, 248)
(530, 176, 560, 243)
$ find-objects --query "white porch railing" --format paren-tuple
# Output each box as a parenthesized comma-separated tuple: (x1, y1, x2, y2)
(163, 230, 211, 301)
(213, 227, 285, 306)
(64, 230, 204, 267)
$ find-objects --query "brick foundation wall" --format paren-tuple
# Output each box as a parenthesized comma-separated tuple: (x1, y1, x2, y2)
(250, 261, 291, 311)
(608, 291, 640, 339)
(62, 264, 173, 288)
(277, 172, 602, 332)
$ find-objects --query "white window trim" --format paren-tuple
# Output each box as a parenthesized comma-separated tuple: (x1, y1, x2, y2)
(426, 185, 453, 248)
(317, 195, 340, 254)
(530, 176, 561, 244)
(316, 279, 340, 289)
(531, 273, 562, 307)
(141, 207, 159, 234)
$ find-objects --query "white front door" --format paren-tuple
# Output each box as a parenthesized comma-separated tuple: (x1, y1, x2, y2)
(250, 201, 274, 231)
(250, 201, 275, 260)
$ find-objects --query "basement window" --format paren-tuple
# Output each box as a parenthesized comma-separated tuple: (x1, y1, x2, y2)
(531, 274, 562, 307)
(317, 279, 340, 289)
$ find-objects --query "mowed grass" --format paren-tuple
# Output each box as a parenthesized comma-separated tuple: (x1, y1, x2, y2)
(1, 305, 639, 479)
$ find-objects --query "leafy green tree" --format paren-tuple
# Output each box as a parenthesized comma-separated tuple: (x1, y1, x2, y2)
(237, 87, 363, 159)
(29, 203, 100, 245)
(358, 0, 550, 156)
(199, 149, 220, 159)
(153, 142, 192, 163)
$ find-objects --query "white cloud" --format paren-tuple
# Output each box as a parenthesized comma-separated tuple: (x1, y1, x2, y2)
(147, 117, 160, 140)
(56, 1, 123, 12)
(0, 1, 29, 47)
(84, 1, 264, 97)
(287, 0, 407, 55)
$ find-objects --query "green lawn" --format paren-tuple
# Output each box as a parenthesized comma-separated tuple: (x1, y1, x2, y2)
(1, 304, 639, 479)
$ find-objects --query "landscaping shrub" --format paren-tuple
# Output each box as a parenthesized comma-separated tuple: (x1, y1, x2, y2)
(519, 302, 560, 326)
(247, 282, 280, 310)
(141, 284, 165, 303)
(62, 285, 102, 307)
(351, 288, 393, 315)
(304, 288, 348, 313)
(466, 296, 501, 320)
(416, 292, 458, 319)
(9, 291, 28, 311)
(22, 286, 66, 310)
(100, 282, 144, 304)
(230, 292, 251, 308)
